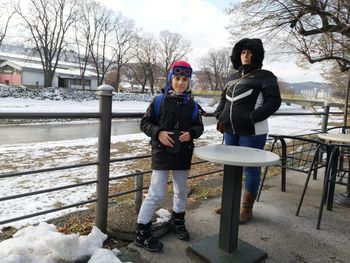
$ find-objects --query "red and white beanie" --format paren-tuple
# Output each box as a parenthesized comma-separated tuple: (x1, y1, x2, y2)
(167, 60, 193, 81)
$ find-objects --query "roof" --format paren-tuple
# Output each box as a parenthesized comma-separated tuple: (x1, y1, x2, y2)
(0, 59, 98, 78)
(0, 60, 24, 71)
(0, 51, 96, 72)
(0, 60, 43, 71)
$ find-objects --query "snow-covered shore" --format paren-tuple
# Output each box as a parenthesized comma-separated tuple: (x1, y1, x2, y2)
(0, 88, 341, 263)
(0, 97, 324, 230)
(0, 85, 153, 102)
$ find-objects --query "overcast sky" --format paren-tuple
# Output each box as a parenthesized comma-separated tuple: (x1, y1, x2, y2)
(96, 0, 324, 83)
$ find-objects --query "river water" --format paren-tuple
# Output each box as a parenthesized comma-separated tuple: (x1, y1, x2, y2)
(0, 117, 217, 145)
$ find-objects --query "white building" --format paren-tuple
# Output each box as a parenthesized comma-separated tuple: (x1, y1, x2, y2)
(0, 52, 99, 89)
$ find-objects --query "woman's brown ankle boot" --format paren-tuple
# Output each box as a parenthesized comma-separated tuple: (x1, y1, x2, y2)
(239, 191, 256, 224)
(214, 207, 221, 214)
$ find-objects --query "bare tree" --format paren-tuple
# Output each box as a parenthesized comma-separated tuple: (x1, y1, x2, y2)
(132, 33, 159, 94)
(227, 0, 350, 124)
(69, 0, 93, 90)
(125, 33, 162, 95)
(121, 64, 145, 92)
(0, 2, 15, 48)
(87, 2, 116, 86)
(110, 15, 138, 92)
(142, 33, 162, 94)
(321, 62, 348, 98)
(16, 0, 78, 87)
(198, 48, 232, 91)
(157, 30, 192, 85)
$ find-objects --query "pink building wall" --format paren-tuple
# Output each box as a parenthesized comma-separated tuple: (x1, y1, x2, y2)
(0, 73, 22, 85)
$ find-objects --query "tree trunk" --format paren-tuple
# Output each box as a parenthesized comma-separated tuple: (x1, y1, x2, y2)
(44, 71, 54, 88)
(343, 71, 350, 126)
(115, 69, 121, 93)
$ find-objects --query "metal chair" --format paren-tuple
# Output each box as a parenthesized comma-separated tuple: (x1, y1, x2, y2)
(258, 134, 331, 228)
(317, 142, 350, 229)
(258, 134, 329, 198)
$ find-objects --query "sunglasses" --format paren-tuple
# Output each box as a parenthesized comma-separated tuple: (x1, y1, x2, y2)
(173, 66, 192, 76)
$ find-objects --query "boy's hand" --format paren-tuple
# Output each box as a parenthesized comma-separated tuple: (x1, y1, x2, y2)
(158, 130, 175, 147)
(179, 131, 191, 142)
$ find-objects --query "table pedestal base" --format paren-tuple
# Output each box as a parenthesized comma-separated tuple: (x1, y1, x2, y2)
(189, 234, 267, 263)
(334, 192, 350, 207)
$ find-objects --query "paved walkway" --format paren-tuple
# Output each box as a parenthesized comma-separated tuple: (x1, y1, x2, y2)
(121, 170, 350, 263)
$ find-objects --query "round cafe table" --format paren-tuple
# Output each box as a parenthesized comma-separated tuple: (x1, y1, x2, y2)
(189, 144, 280, 263)
(317, 133, 350, 207)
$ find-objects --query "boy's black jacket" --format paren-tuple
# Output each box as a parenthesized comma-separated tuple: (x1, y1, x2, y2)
(141, 94, 204, 170)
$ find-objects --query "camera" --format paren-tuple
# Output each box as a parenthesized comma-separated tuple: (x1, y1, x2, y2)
(166, 130, 181, 154)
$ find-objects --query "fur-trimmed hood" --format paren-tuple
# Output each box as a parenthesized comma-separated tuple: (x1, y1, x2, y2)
(231, 38, 265, 70)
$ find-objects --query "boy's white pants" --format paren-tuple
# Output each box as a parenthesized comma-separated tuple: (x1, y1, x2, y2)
(137, 170, 189, 224)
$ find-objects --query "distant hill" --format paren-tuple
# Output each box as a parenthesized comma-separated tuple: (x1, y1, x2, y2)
(282, 81, 331, 97)
(284, 81, 330, 92)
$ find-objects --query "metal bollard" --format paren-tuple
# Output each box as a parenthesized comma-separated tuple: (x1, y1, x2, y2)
(321, 103, 330, 133)
(96, 84, 114, 233)
(134, 171, 144, 213)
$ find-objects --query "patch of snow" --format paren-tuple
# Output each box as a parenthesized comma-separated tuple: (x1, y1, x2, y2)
(0, 222, 128, 263)
(155, 209, 171, 225)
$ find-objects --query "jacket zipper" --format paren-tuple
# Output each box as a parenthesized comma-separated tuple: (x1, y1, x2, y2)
(227, 69, 260, 134)
(229, 84, 237, 133)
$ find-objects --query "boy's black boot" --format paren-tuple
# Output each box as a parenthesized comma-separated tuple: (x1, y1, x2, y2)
(134, 221, 163, 252)
(170, 211, 190, 241)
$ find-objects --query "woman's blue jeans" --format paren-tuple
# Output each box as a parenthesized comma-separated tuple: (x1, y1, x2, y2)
(223, 133, 267, 194)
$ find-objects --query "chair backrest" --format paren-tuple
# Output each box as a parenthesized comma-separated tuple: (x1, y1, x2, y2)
(326, 126, 350, 134)
(267, 134, 329, 174)
(258, 134, 331, 213)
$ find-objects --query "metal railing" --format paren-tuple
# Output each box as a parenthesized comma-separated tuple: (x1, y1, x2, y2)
(0, 85, 223, 232)
(0, 86, 344, 233)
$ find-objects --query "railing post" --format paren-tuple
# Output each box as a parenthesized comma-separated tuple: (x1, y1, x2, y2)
(134, 170, 144, 213)
(280, 138, 287, 192)
(321, 103, 330, 133)
(96, 84, 114, 233)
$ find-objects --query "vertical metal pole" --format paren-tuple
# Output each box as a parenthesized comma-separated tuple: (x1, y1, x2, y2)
(317, 103, 330, 181)
(343, 71, 350, 127)
(219, 165, 243, 252)
(321, 103, 330, 133)
(134, 171, 144, 213)
(96, 84, 114, 233)
(280, 138, 287, 192)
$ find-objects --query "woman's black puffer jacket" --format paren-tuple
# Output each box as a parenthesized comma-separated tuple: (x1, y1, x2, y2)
(141, 94, 204, 170)
(214, 69, 281, 135)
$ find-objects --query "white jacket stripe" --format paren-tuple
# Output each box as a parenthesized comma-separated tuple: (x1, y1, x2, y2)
(225, 89, 253, 102)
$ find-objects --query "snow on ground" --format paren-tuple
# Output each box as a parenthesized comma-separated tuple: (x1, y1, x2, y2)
(0, 90, 342, 263)
(0, 97, 150, 113)
(0, 222, 126, 263)
(0, 99, 335, 230)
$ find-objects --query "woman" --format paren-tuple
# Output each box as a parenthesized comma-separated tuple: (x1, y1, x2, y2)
(214, 38, 281, 224)
(134, 61, 204, 252)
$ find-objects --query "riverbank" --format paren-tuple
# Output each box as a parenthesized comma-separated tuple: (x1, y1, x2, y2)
(0, 85, 154, 102)
(0, 125, 223, 230)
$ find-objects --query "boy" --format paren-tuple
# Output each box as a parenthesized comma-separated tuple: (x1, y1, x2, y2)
(134, 61, 204, 252)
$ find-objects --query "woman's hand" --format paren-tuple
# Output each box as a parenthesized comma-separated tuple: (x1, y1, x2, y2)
(158, 130, 175, 147)
(216, 121, 224, 134)
(179, 131, 191, 142)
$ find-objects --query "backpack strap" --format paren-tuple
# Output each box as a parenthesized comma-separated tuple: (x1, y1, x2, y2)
(154, 94, 199, 123)
(153, 94, 165, 121)
(192, 102, 199, 123)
